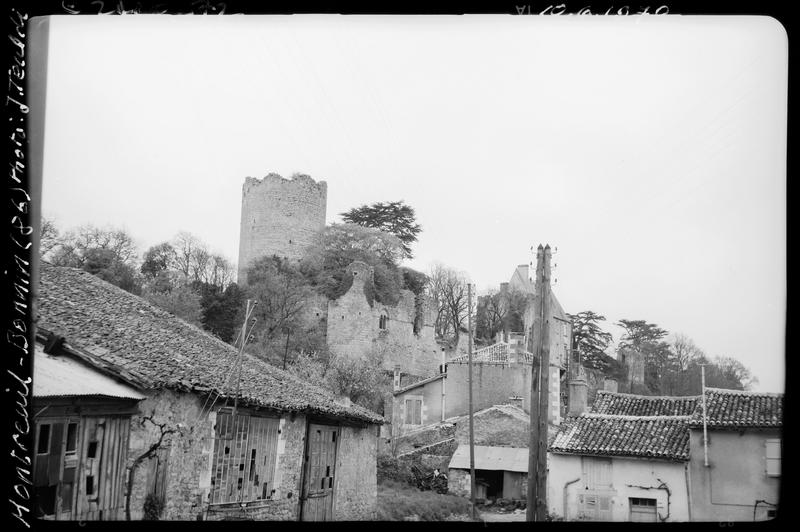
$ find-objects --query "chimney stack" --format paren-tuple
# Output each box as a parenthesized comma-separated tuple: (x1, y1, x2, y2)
(393, 365, 401, 391)
(568, 373, 588, 416)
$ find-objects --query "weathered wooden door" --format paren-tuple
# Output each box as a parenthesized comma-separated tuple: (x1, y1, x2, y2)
(300, 423, 339, 521)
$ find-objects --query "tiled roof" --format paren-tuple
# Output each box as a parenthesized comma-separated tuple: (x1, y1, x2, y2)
(36, 264, 382, 424)
(393, 373, 444, 395)
(549, 414, 691, 461)
(591, 390, 699, 417)
(689, 387, 783, 428)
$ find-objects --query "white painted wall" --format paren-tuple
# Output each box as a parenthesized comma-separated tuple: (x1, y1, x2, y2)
(548, 454, 690, 522)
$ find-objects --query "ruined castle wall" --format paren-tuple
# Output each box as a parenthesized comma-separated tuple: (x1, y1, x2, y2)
(237, 173, 327, 285)
(326, 262, 440, 378)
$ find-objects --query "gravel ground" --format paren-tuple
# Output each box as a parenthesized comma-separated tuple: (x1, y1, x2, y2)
(479, 509, 528, 522)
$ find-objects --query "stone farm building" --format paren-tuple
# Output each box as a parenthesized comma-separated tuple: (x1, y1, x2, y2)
(35, 263, 383, 521)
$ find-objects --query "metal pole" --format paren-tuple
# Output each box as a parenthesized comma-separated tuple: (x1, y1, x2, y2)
(467, 283, 477, 520)
(701, 364, 709, 467)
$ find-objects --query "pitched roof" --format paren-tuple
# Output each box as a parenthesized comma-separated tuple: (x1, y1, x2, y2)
(449, 445, 529, 472)
(34, 343, 145, 401)
(591, 390, 699, 417)
(36, 264, 382, 425)
(393, 373, 444, 395)
(689, 387, 783, 428)
(549, 414, 691, 461)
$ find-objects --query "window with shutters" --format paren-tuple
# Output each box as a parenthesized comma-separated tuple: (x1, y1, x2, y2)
(210, 411, 281, 505)
(629, 497, 658, 522)
(582, 457, 613, 489)
(404, 397, 423, 426)
(765, 439, 781, 477)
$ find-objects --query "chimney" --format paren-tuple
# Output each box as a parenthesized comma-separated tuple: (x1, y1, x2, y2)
(568, 373, 588, 416)
(603, 377, 618, 393)
(393, 365, 401, 391)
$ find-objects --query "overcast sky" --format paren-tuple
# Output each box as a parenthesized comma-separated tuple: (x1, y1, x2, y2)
(40, 15, 786, 392)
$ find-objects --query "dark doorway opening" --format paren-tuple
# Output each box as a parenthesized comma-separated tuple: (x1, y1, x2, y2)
(475, 470, 504, 500)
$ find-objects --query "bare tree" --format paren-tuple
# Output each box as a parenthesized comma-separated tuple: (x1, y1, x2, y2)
(125, 414, 180, 521)
(428, 263, 471, 347)
(172, 232, 204, 279)
(40, 216, 62, 259)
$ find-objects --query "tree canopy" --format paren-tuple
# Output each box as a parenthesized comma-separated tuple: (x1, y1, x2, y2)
(340, 201, 422, 259)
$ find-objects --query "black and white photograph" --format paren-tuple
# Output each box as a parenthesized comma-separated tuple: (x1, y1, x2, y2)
(7, 3, 786, 525)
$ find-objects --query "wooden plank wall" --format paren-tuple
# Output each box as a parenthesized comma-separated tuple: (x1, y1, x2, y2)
(209, 412, 280, 505)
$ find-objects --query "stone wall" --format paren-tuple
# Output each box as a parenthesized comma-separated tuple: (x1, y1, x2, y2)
(448, 469, 471, 497)
(452, 407, 529, 448)
(327, 261, 440, 378)
(333, 425, 379, 520)
(127, 389, 215, 521)
(237, 173, 327, 284)
(446, 363, 531, 418)
(128, 392, 377, 522)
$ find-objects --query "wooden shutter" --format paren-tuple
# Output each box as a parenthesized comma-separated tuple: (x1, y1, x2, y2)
(765, 439, 781, 477)
(582, 457, 612, 489)
(210, 412, 280, 504)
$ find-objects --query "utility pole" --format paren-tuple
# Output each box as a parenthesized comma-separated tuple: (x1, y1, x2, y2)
(467, 283, 477, 520)
(700, 364, 709, 467)
(526, 244, 552, 521)
(233, 299, 257, 420)
(282, 327, 291, 370)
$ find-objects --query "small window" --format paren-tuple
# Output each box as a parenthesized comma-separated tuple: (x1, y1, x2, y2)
(37, 424, 51, 455)
(379, 312, 389, 330)
(66, 423, 78, 454)
(87, 441, 98, 458)
(766, 439, 781, 477)
(85, 475, 95, 496)
(404, 398, 422, 425)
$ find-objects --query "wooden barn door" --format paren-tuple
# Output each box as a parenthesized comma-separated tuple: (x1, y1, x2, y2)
(74, 416, 130, 520)
(300, 424, 339, 521)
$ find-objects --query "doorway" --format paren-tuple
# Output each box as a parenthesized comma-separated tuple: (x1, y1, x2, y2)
(300, 423, 339, 521)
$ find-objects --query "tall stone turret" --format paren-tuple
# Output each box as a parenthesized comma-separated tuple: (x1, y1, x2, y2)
(237, 173, 327, 285)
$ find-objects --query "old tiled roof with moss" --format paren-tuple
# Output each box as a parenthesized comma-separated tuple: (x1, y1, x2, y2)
(549, 414, 691, 461)
(591, 390, 700, 417)
(689, 387, 783, 428)
(36, 263, 382, 425)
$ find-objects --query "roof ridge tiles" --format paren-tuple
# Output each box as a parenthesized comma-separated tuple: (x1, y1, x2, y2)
(595, 390, 702, 400)
(582, 413, 693, 421)
(704, 387, 783, 397)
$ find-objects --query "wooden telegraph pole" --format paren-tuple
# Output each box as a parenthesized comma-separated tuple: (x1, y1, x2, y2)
(467, 283, 477, 520)
(526, 244, 552, 521)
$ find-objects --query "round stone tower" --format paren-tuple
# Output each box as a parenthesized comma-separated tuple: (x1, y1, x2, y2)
(237, 172, 327, 285)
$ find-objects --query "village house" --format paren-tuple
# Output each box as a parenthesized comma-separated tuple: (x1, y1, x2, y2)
(548, 386, 783, 522)
(36, 263, 383, 521)
(32, 331, 145, 520)
(387, 344, 561, 440)
(686, 387, 782, 521)
(548, 389, 696, 522)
